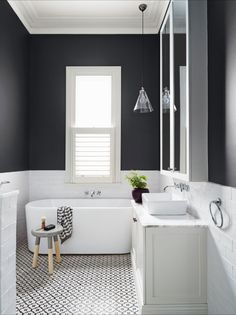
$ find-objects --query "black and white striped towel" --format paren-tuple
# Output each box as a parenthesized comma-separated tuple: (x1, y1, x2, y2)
(57, 206, 73, 244)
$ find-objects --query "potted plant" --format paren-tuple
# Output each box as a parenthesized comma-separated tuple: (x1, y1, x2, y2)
(126, 171, 149, 204)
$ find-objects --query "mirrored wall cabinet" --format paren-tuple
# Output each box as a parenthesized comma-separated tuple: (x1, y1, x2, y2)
(160, 0, 208, 181)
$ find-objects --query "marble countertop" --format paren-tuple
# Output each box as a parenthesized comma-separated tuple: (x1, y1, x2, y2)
(131, 200, 207, 228)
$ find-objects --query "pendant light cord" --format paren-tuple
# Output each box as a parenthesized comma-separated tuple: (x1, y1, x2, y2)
(141, 9, 144, 88)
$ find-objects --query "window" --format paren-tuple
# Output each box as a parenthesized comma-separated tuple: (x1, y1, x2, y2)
(66, 67, 121, 183)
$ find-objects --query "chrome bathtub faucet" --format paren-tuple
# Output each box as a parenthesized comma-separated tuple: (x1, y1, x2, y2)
(90, 190, 96, 198)
(84, 190, 102, 198)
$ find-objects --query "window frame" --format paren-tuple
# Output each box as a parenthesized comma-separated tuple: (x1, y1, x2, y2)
(65, 66, 121, 183)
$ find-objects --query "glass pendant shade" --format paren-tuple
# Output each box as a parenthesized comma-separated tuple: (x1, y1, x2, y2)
(133, 87, 153, 113)
(133, 4, 154, 113)
(162, 87, 177, 113)
(162, 87, 171, 113)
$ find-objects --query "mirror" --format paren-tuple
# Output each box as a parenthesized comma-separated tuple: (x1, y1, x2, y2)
(173, 0, 187, 174)
(161, 14, 170, 171)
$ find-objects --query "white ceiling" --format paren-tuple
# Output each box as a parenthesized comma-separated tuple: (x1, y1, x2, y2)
(8, 0, 169, 34)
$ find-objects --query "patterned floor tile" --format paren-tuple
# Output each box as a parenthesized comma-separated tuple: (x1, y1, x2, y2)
(17, 242, 139, 315)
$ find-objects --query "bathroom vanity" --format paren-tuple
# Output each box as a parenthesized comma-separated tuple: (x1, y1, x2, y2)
(131, 201, 207, 315)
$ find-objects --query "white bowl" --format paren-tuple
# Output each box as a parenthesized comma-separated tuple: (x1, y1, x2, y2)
(142, 193, 188, 215)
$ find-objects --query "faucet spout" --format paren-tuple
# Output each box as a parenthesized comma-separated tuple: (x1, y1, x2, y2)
(90, 190, 96, 198)
(163, 185, 175, 192)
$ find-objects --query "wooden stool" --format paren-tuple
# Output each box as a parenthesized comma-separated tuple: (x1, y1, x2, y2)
(31, 225, 63, 275)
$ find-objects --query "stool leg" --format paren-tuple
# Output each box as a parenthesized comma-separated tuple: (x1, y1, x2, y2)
(54, 235, 62, 263)
(32, 237, 40, 268)
(48, 237, 53, 275)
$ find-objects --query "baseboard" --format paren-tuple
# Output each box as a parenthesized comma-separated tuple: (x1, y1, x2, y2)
(141, 304, 208, 315)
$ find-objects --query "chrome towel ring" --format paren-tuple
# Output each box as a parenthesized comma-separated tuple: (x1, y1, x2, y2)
(209, 198, 223, 228)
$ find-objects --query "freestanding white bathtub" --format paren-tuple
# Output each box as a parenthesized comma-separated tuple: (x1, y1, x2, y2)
(26, 199, 132, 254)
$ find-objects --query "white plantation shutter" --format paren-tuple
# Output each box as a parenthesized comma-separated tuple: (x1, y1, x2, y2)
(66, 66, 121, 183)
(72, 128, 115, 183)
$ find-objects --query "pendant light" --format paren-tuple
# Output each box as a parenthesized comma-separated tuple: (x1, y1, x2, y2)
(133, 3, 154, 113)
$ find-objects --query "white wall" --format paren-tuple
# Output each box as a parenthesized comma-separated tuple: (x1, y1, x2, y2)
(0, 173, 29, 315)
(160, 174, 236, 314)
(0, 172, 29, 243)
(0, 170, 159, 243)
(28, 170, 160, 200)
(0, 190, 19, 315)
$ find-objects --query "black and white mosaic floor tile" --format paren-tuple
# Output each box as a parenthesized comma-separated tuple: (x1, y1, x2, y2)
(16, 243, 139, 315)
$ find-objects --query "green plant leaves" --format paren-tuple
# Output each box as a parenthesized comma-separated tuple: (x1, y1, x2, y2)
(125, 171, 148, 189)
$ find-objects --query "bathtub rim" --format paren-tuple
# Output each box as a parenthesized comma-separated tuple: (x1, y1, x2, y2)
(25, 198, 133, 209)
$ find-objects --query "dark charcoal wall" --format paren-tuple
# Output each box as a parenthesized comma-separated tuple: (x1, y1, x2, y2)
(0, 0, 29, 172)
(208, 0, 236, 187)
(29, 35, 160, 170)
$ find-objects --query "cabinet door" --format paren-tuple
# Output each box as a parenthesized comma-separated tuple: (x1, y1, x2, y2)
(160, 10, 172, 172)
(131, 210, 137, 261)
(136, 218, 144, 286)
(160, 0, 208, 182)
(146, 227, 207, 305)
(132, 213, 145, 300)
(173, 0, 188, 177)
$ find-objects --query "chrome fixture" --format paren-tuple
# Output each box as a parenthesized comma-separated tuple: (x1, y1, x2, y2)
(133, 3, 153, 114)
(163, 182, 190, 192)
(90, 190, 96, 198)
(209, 198, 223, 228)
(163, 185, 175, 192)
(84, 190, 102, 198)
(174, 182, 190, 192)
(0, 181, 10, 185)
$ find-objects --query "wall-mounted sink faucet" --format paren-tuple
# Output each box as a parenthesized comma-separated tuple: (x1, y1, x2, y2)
(163, 185, 175, 192)
(163, 182, 190, 193)
(175, 182, 190, 192)
(84, 190, 102, 198)
(0, 181, 10, 185)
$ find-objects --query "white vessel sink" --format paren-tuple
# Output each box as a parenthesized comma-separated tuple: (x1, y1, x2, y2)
(142, 193, 188, 215)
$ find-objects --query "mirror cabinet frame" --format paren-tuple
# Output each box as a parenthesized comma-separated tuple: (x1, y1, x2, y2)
(160, 0, 208, 182)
